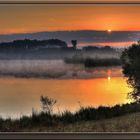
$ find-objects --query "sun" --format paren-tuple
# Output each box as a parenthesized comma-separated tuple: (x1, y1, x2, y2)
(107, 29, 112, 33)
(108, 76, 111, 81)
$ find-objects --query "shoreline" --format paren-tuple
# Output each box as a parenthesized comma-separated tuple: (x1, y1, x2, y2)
(0, 102, 138, 132)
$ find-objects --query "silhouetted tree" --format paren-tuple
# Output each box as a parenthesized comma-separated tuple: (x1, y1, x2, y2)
(0, 39, 68, 51)
(121, 42, 140, 102)
(137, 40, 140, 44)
(40, 96, 57, 114)
(71, 40, 77, 49)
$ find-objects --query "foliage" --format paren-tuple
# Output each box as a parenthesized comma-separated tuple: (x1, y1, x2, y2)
(71, 40, 77, 49)
(0, 101, 140, 131)
(40, 96, 57, 114)
(0, 39, 68, 50)
(64, 56, 121, 67)
(121, 43, 140, 102)
(82, 45, 115, 52)
(84, 58, 121, 67)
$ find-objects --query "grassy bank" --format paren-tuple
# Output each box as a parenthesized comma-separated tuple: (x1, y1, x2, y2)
(23, 112, 140, 132)
(0, 102, 140, 132)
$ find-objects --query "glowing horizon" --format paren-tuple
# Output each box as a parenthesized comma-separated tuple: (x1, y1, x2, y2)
(1, 5, 140, 35)
(1, 29, 140, 36)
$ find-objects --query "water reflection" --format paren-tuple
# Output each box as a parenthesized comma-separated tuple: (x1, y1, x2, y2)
(107, 69, 111, 81)
(0, 76, 132, 119)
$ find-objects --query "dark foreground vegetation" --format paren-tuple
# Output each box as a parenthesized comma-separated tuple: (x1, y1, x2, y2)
(23, 112, 140, 132)
(0, 96, 140, 132)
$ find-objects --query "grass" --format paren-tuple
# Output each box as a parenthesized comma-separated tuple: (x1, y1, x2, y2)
(23, 112, 140, 132)
(0, 102, 140, 132)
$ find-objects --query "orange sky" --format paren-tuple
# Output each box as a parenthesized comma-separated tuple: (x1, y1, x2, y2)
(0, 4, 140, 34)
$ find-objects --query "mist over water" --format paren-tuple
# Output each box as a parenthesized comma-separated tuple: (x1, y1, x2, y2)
(0, 60, 122, 79)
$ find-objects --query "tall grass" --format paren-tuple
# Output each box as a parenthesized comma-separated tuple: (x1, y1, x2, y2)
(0, 102, 140, 131)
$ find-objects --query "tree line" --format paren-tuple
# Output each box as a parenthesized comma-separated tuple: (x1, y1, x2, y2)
(0, 39, 68, 50)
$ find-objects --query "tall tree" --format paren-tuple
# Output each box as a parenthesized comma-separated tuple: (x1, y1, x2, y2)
(71, 40, 77, 49)
(121, 41, 140, 102)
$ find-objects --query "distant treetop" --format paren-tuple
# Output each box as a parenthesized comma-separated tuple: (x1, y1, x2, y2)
(0, 39, 68, 50)
(82, 45, 114, 51)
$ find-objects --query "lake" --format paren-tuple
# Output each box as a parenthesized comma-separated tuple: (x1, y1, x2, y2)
(0, 60, 133, 118)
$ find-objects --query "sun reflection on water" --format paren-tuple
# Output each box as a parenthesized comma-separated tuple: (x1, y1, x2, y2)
(108, 69, 111, 81)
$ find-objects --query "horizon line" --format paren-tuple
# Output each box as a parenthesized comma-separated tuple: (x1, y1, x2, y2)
(1, 29, 140, 36)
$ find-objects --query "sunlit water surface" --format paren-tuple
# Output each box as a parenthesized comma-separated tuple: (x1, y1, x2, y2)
(0, 76, 132, 119)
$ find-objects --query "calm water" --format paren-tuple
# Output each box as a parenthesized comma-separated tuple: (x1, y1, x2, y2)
(0, 60, 133, 118)
(0, 76, 132, 119)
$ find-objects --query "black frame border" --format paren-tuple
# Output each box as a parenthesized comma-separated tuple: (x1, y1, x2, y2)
(0, 1, 140, 139)
(1, 132, 140, 139)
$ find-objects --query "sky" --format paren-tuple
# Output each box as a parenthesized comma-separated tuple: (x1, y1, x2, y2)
(0, 4, 140, 34)
(0, 4, 140, 47)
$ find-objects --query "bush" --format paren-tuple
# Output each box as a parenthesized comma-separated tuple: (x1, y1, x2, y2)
(64, 56, 121, 67)
(84, 58, 121, 67)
